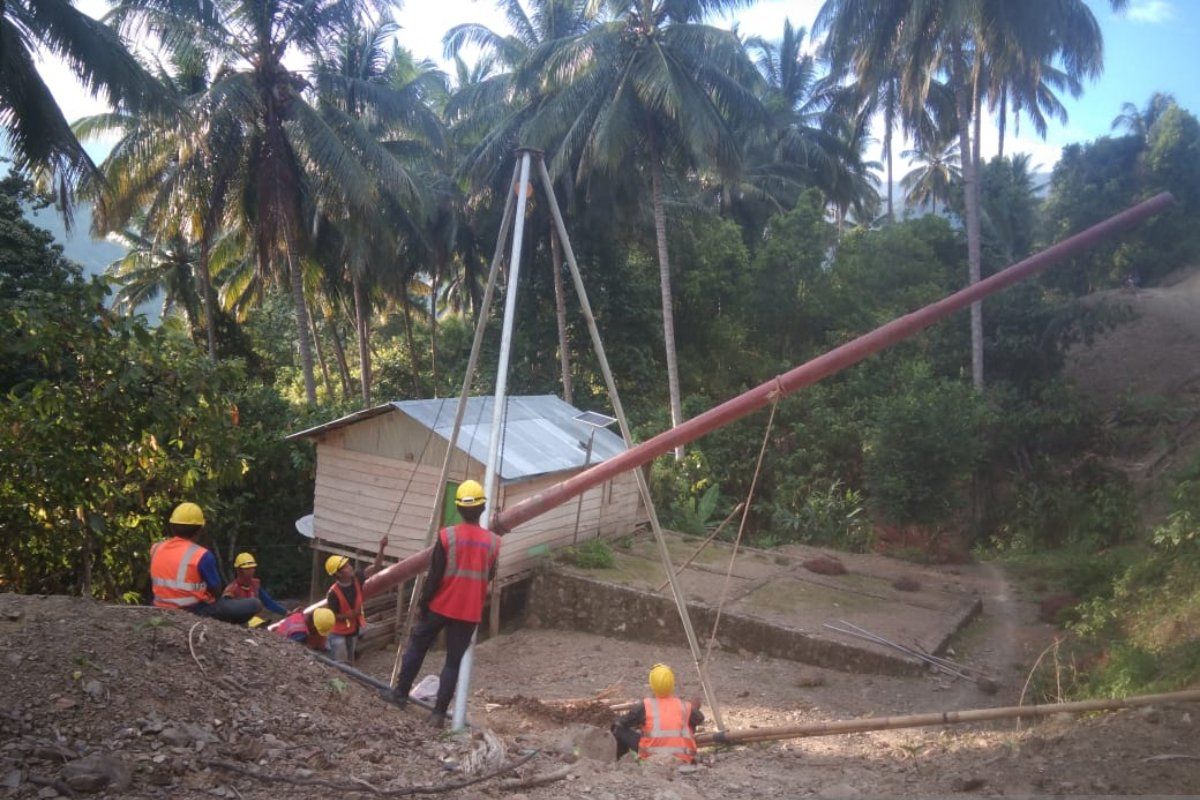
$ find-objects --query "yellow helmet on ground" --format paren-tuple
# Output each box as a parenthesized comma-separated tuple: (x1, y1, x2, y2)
(234, 552, 257, 569)
(455, 479, 486, 508)
(325, 554, 350, 576)
(649, 663, 675, 698)
(312, 607, 336, 636)
(169, 502, 206, 526)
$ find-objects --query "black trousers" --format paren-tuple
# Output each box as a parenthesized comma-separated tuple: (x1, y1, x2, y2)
(395, 610, 477, 714)
(190, 596, 260, 625)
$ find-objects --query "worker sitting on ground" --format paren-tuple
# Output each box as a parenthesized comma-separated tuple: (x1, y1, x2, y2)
(273, 607, 336, 651)
(150, 503, 261, 624)
(324, 535, 388, 664)
(612, 663, 703, 764)
(393, 480, 500, 729)
(223, 552, 288, 616)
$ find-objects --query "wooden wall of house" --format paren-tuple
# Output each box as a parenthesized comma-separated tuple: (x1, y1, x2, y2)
(313, 429, 480, 564)
(310, 411, 645, 585)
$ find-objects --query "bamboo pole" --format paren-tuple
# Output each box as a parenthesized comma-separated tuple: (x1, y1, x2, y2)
(655, 503, 744, 592)
(697, 689, 1200, 746)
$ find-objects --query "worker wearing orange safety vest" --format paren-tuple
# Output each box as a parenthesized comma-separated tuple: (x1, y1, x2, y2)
(612, 664, 703, 763)
(323, 535, 388, 664)
(149, 503, 261, 624)
(393, 480, 500, 728)
(273, 607, 336, 651)
(223, 552, 288, 616)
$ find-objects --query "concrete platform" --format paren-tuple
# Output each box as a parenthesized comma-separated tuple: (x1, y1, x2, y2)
(526, 532, 981, 675)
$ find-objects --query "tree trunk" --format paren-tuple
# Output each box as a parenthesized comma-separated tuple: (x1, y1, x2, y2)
(550, 230, 573, 405)
(402, 296, 420, 396)
(998, 86, 1007, 159)
(198, 233, 217, 360)
(328, 311, 353, 402)
(649, 144, 685, 459)
(430, 251, 442, 397)
(884, 84, 895, 222)
(310, 308, 334, 402)
(353, 273, 372, 405)
(285, 232, 319, 405)
(953, 44, 985, 391)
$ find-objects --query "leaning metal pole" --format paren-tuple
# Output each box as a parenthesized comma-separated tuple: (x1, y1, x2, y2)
(357, 194, 1174, 596)
(386, 160, 521, 689)
(534, 155, 726, 730)
(451, 149, 535, 731)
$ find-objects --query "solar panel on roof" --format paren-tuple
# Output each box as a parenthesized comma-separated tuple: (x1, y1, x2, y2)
(573, 410, 618, 428)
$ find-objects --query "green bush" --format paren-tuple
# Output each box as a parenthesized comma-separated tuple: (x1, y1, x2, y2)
(558, 538, 616, 570)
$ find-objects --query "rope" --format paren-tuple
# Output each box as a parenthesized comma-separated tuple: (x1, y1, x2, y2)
(703, 398, 778, 667)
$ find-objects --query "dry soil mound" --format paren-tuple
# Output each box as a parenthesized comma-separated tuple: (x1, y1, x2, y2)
(0, 593, 547, 799)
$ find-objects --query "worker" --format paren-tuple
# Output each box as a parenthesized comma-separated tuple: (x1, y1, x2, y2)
(223, 552, 288, 616)
(273, 607, 336, 651)
(324, 535, 389, 664)
(612, 664, 703, 763)
(393, 480, 500, 728)
(149, 502, 261, 624)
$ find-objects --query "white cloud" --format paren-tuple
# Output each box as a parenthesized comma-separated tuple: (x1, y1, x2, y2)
(1127, 0, 1174, 24)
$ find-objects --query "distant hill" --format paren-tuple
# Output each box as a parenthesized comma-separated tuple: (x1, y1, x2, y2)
(23, 201, 125, 281)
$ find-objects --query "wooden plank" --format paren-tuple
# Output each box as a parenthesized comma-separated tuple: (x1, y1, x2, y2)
(316, 476, 440, 507)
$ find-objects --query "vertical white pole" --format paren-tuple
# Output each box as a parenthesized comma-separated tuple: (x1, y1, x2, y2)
(451, 150, 533, 731)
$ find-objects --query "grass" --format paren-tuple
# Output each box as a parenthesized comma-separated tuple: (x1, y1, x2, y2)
(556, 538, 617, 570)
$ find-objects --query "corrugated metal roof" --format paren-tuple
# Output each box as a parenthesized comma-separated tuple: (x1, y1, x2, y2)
(287, 395, 627, 482)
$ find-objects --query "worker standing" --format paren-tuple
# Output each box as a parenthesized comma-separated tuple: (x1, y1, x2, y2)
(612, 664, 703, 763)
(223, 552, 289, 616)
(324, 535, 388, 664)
(393, 480, 500, 728)
(273, 607, 336, 651)
(149, 503, 261, 624)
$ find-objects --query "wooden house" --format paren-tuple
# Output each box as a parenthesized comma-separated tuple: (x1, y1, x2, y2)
(287, 395, 644, 642)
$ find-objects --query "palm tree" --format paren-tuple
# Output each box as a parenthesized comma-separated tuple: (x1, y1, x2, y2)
(817, 0, 1111, 390)
(1112, 92, 1177, 141)
(106, 225, 202, 323)
(528, 0, 765, 450)
(74, 43, 228, 360)
(0, 0, 170, 206)
(314, 27, 444, 404)
(901, 133, 961, 215)
(111, 0, 418, 405)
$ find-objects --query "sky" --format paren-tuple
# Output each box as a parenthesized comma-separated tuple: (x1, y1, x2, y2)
(39, 0, 1200, 179)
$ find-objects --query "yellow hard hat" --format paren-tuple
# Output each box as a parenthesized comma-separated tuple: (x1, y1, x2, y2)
(234, 552, 257, 569)
(455, 479, 486, 508)
(247, 615, 267, 628)
(312, 607, 336, 636)
(169, 502, 206, 526)
(649, 663, 675, 698)
(325, 554, 349, 576)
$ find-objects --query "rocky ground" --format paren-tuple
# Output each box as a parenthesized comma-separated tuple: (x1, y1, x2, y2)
(3, 560, 1198, 799)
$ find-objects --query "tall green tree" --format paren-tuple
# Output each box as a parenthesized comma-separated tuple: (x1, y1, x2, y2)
(529, 0, 765, 449)
(901, 131, 961, 215)
(111, 0, 418, 405)
(817, 0, 1113, 390)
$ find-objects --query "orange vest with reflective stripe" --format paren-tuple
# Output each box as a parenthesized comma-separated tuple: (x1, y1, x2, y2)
(223, 577, 260, 599)
(275, 612, 328, 651)
(428, 523, 499, 623)
(150, 537, 214, 609)
(329, 578, 365, 635)
(638, 696, 697, 763)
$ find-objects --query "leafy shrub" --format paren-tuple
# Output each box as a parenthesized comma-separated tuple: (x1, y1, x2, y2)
(769, 480, 872, 552)
(558, 538, 616, 570)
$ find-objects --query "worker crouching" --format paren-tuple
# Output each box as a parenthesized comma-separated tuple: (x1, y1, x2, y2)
(224, 552, 289, 616)
(274, 607, 336, 651)
(613, 664, 702, 764)
(393, 480, 500, 729)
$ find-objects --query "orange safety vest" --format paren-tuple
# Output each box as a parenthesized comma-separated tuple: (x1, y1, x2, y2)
(149, 537, 214, 609)
(329, 578, 366, 636)
(223, 577, 260, 600)
(428, 523, 499, 624)
(275, 612, 327, 651)
(638, 696, 697, 764)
